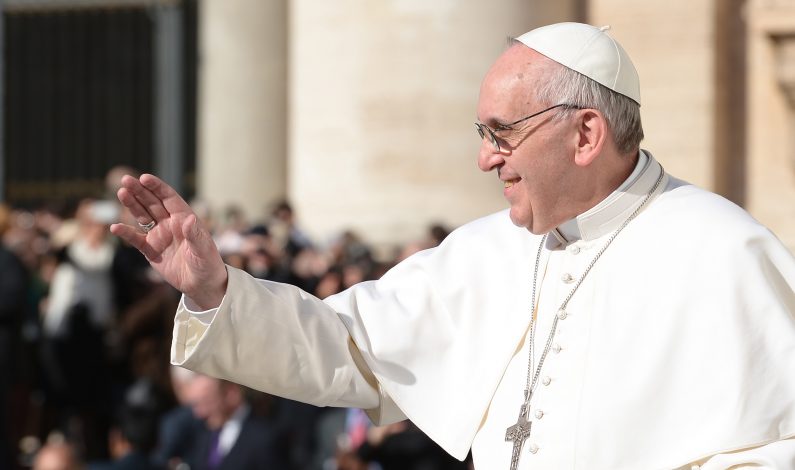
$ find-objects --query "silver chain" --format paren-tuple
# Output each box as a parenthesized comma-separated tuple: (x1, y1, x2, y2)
(522, 168, 665, 405)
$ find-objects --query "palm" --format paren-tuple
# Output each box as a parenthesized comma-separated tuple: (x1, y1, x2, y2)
(111, 174, 227, 309)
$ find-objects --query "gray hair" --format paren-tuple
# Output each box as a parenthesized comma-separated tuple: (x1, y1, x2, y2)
(534, 62, 644, 155)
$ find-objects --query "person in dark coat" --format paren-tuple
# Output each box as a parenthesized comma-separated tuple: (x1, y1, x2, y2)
(185, 374, 287, 470)
(88, 379, 165, 470)
(0, 203, 30, 469)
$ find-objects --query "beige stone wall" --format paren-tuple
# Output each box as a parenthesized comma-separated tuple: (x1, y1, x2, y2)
(588, 0, 717, 189)
(196, 0, 795, 253)
(746, 0, 795, 252)
(589, 1, 795, 252)
(287, 0, 581, 249)
(197, 0, 288, 220)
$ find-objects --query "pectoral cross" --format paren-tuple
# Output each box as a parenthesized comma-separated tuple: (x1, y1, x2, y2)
(505, 402, 532, 470)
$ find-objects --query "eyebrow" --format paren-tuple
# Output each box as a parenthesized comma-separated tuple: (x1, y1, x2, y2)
(475, 114, 510, 129)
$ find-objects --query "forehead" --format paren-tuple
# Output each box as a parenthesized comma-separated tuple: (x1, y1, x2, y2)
(187, 376, 222, 400)
(477, 46, 556, 122)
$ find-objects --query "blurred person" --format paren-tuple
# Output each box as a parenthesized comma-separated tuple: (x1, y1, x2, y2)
(88, 379, 165, 470)
(395, 224, 450, 263)
(328, 231, 372, 268)
(427, 224, 449, 247)
(341, 262, 370, 290)
(111, 199, 180, 394)
(336, 408, 371, 470)
(267, 394, 324, 470)
(4, 207, 54, 272)
(190, 199, 215, 234)
(33, 440, 83, 470)
(40, 199, 118, 460)
(241, 225, 291, 283)
(0, 202, 30, 469)
(104, 166, 139, 201)
(111, 201, 178, 392)
(314, 267, 343, 300)
(152, 367, 203, 469)
(214, 205, 248, 259)
(268, 200, 312, 258)
(356, 421, 469, 470)
(112, 22, 795, 469)
(288, 247, 331, 293)
(184, 375, 286, 470)
(43, 199, 117, 336)
(309, 407, 347, 470)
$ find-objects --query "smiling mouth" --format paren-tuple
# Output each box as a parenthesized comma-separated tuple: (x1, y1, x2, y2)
(504, 178, 521, 188)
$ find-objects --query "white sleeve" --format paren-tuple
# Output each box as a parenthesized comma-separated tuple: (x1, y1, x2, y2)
(181, 295, 220, 324)
(171, 266, 380, 410)
(691, 439, 795, 469)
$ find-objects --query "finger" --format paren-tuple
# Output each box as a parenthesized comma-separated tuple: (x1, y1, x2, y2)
(117, 187, 159, 228)
(120, 174, 171, 222)
(109, 223, 159, 260)
(139, 174, 193, 217)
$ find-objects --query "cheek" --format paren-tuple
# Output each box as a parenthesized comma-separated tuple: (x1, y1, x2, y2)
(518, 153, 568, 206)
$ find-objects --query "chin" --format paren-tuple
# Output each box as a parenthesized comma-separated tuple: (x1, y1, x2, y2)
(509, 209, 550, 235)
(508, 208, 533, 233)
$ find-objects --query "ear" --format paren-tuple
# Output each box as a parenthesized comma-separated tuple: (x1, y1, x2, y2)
(573, 109, 607, 167)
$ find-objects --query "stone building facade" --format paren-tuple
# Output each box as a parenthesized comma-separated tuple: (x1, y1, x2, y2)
(198, 0, 795, 253)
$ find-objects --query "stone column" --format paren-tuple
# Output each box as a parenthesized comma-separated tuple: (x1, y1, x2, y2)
(588, 0, 720, 190)
(288, 0, 580, 251)
(746, 0, 795, 251)
(197, 0, 287, 221)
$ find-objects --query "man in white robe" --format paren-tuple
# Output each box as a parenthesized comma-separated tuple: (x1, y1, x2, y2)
(111, 23, 795, 469)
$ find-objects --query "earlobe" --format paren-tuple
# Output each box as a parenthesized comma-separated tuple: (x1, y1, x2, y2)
(573, 110, 607, 167)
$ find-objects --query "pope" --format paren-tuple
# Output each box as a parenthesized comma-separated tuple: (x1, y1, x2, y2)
(112, 22, 795, 469)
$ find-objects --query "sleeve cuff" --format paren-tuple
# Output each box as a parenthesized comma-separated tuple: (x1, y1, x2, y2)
(181, 294, 224, 325)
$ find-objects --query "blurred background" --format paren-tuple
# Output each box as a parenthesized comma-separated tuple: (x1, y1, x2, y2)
(1, 0, 794, 469)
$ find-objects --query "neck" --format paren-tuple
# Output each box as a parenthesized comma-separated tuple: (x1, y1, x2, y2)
(551, 149, 664, 243)
(559, 150, 638, 228)
(603, 149, 640, 193)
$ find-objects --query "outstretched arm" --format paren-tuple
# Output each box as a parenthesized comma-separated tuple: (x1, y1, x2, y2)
(110, 174, 227, 309)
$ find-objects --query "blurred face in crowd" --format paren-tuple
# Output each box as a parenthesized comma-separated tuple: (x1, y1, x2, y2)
(476, 46, 581, 234)
(33, 443, 80, 470)
(76, 199, 117, 247)
(187, 375, 244, 430)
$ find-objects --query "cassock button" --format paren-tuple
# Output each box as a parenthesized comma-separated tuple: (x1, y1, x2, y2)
(542, 376, 551, 386)
(557, 309, 568, 320)
(528, 443, 539, 454)
(561, 273, 574, 283)
(568, 245, 581, 255)
(552, 343, 562, 353)
(535, 409, 544, 419)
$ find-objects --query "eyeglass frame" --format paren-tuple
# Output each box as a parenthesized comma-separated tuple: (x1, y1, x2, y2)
(474, 103, 580, 152)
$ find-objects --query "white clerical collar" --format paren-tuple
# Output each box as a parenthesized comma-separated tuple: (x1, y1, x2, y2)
(550, 150, 665, 244)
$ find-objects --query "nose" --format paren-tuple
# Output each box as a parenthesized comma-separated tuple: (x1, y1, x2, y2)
(477, 138, 506, 173)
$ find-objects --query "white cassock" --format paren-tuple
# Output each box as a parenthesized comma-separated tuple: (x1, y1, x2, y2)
(172, 151, 795, 469)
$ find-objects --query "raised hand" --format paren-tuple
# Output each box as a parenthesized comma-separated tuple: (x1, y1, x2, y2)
(110, 174, 227, 309)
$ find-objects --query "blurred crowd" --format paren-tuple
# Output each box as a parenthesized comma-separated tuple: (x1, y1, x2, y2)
(0, 167, 471, 470)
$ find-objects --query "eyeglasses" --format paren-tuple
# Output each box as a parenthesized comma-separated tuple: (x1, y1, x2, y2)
(475, 103, 576, 152)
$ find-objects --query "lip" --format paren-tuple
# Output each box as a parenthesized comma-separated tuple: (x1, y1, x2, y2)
(502, 177, 521, 197)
